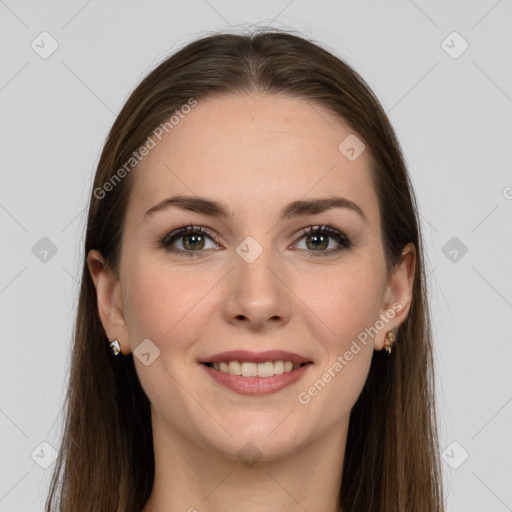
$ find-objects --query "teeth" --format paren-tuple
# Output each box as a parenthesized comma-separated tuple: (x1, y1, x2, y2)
(274, 360, 284, 374)
(241, 362, 258, 377)
(257, 361, 274, 377)
(209, 360, 304, 377)
(228, 361, 242, 375)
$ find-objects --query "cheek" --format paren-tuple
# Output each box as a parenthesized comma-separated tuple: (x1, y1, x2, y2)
(297, 261, 384, 347)
(124, 266, 173, 341)
(122, 255, 218, 348)
(293, 267, 381, 418)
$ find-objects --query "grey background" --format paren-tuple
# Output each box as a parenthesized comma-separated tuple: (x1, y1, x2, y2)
(1, 0, 511, 510)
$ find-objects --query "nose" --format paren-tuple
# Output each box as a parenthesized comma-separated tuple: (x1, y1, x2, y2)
(222, 247, 291, 330)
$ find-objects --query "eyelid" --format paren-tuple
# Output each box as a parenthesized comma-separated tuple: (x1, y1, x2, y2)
(290, 224, 352, 254)
(160, 223, 221, 247)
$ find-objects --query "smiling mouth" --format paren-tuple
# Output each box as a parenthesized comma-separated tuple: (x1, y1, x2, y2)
(202, 361, 310, 378)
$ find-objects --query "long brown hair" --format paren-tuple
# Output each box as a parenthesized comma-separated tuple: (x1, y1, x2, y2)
(45, 29, 444, 511)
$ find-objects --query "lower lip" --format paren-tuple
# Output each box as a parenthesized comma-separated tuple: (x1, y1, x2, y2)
(201, 363, 312, 396)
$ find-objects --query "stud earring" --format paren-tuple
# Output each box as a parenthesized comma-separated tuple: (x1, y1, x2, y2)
(109, 339, 121, 356)
(384, 327, 397, 355)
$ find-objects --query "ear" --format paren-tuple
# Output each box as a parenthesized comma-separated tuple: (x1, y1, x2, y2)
(87, 249, 130, 355)
(374, 242, 416, 351)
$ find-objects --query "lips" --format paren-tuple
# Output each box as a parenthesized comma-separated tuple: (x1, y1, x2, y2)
(199, 350, 312, 396)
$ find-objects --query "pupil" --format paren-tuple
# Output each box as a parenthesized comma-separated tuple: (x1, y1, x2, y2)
(308, 234, 328, 250)
(184, 234, 204, 250)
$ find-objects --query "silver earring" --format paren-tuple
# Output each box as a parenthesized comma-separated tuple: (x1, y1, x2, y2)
(109, 339, 121, 356)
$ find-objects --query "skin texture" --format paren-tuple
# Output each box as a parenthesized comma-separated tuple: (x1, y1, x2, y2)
(88, 93, 415, 512)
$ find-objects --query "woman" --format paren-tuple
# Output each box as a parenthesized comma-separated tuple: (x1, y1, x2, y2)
(45, 30, 444, 511)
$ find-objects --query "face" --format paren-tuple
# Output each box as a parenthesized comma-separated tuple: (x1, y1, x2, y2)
(89, 93, 415, 462)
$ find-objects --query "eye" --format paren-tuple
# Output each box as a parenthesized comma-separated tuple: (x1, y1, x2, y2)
(158, 223, 352, 258)
(159, 224, 220, 257)
(292, 225, 352, 257)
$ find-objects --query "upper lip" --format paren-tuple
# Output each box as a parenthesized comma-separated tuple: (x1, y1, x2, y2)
(200, 350, 311, 365)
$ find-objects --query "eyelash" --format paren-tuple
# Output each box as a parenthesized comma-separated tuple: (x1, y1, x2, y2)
(158, 223, 352, 258)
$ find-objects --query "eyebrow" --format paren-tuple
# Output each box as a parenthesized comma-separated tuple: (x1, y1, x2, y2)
(144, 195, 368, 223)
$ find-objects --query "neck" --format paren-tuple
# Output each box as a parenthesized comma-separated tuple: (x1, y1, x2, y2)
(142, 412, 348, 512)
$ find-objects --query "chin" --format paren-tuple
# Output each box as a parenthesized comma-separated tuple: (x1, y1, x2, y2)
(195, 415, 308, 463)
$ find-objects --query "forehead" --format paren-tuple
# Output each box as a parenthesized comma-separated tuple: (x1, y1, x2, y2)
(128, 93, 379, 227)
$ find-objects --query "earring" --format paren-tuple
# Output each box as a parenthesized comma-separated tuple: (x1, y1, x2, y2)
(109, 339, 121, 356)
(384, 327, 397, 355)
